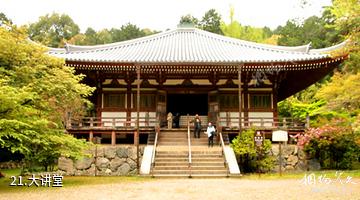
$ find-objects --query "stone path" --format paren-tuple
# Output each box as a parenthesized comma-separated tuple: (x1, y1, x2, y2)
(1, 178, 359, 200)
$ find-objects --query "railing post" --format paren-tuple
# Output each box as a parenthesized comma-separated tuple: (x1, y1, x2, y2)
(66, 112, 71, 129)
(260, 118, 264, 127)
(112, 118, 115, 128)
(90, 117, 94, 128)
(283, 118, 287, 129)
(89, 130, 93, 143)
(293, 118, 298, 128)
(111, 131, 116, 146)
(66, 118, 72, 129)
(305, 114, 310, 129)
(145, 112, 149, 126)
(226, 111, 230, 127)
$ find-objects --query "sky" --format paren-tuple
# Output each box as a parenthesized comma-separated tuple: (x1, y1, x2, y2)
(1, 0, 332, 32)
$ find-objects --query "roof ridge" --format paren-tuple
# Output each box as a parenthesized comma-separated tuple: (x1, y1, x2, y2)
(52, 27, 321, 55)
(64, 29, 177, 53)
(191, 28, 312, 54)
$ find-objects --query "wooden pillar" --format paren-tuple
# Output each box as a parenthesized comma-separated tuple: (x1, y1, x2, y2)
(272, 82, 279, 127)
(136, 65, 141, 172)
(243, 72, 249, 127)
(89, 130, 93, 143)
(133, 131, 139, 145)
(111, 131, 116, 146)
(126, 72, 134, 127)
(238, 65, 243, 135)
(126, 85, 132, 126)
(96, 71, 103, 120)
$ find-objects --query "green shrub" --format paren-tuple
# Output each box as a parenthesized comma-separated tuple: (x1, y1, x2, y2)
(231, 129, 275, 173)
(302, 125, 360, 169)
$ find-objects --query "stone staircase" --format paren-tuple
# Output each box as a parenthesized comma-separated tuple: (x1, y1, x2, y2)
(151, 129, 228, 177)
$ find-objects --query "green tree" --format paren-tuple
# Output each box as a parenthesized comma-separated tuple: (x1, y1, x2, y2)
(83, 27, 98, 45)
(179, 14, 199, 27)
(0, 25, 93, 171)
(0, 12, 12, 25)
(275, 14, 341, 48)
(111, 23, 146, 42)
(96, 29, 112, 44)
(200, 9, 223, 35)
(28, 13, 80, 48)
(220, 7, 273, 43)
(67, 33, 86, 45)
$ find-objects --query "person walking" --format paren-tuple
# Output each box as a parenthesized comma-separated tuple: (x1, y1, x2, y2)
(206, 122, 216, 147)
(191, 114, 202, 138)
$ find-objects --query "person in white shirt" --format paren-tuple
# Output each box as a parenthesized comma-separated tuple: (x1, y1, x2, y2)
(206, 122, 216, 147)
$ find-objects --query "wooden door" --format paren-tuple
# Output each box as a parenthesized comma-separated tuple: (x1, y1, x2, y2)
(156, 90, 167, 127)
(208, 90, 219, 125)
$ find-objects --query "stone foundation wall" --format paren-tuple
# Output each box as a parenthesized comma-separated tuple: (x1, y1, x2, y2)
(271, 144, 320, 172)
(0, 161, 23, 169)
(58, 145, 144, 176)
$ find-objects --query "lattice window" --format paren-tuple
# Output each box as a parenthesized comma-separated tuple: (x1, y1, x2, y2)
(250, 94, 271, 109)
(103, 93, 126, 108)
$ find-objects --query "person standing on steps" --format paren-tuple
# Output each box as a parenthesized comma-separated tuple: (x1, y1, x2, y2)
(190, 114, 202, 138)
(206, 122, 216, 147)
(173, 113, 180, 128)
(167, 112, 173, 129)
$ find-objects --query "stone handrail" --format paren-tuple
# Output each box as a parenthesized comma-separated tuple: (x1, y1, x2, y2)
(150, 126, 160, 177)
(187, 114, 192, 177)
(219, 130, 229, 177)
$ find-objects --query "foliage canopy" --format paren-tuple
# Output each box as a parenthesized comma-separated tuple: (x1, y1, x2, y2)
(0, 24, 94, 171)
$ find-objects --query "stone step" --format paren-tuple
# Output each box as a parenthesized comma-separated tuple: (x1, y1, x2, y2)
(155, 157, 224, 162)
(150, 174, 229, 178)
(152, 169, 227, 175)
(155, 162, 225, 167)
(191, 154, 223, 157)
(158, 133, 187, 136)
(158, 138, 187, 141)
(155, 150, 222, 155)
(153, 166, 226, 170)
(156, 146, 222, 151)
(155, 158, 189, 162)
(156, 154, 188, 158)
(157, 142, 189, 146)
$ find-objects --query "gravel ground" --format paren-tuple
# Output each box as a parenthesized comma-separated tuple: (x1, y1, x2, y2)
(1, 178, 359, 200)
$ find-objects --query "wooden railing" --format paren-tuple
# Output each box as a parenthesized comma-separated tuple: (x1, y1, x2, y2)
(151, 126, 160, 177)
(66, 116, 307, 130)
(218, 117, 307, 130)
(66, 116, 158, 129)
(187, 114, 192, 178)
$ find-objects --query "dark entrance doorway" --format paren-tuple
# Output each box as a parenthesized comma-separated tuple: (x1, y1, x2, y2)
(167, 94, 208, 115)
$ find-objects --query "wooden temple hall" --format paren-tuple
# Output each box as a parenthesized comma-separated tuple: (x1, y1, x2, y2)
(49, 27, 346, 145)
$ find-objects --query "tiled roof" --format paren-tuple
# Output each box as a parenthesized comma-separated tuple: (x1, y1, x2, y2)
(48, 27, 346, 64)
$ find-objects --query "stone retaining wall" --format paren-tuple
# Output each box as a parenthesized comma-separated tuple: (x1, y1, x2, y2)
(0, 161, 23, 169)
(58, 145, 144, 176)
(271, 144, 320, 172)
